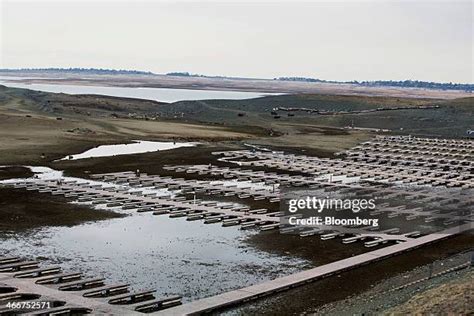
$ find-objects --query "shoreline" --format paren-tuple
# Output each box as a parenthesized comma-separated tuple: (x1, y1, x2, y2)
(314, 250, 473, 315)
(0, 72, 471, 99)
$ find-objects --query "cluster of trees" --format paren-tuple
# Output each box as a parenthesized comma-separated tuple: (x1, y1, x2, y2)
(165, 72, 242, 79)
(275, 76, 328, 83)
(358, 80, 473, 92)
(0, 68, 155, 75)
(276, 77, 473, 92)
(166, 72, 192, 76)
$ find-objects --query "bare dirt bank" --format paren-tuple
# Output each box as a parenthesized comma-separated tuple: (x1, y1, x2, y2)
(227, 234, 473, 315)
(0, 187, 123, 232)
(0, 166, 33, 180)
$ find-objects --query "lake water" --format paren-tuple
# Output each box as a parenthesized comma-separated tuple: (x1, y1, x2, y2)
(0, 215, 310, 302)
(60, 140, 197, 160)
(0, 166, 312, 302)
(0, 77, 278, 103)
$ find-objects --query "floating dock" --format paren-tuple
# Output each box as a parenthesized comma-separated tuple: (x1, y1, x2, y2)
(0, 258, 182, 315)
(1, 135, 472, 314)
(154, 224, 472, 315)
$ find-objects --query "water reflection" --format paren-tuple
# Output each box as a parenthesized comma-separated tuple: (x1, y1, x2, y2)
(0, 78, 279, 102)
(0, 165, 311, 301)
(1, 214, 311, 301)
(60, 140, 197, 160)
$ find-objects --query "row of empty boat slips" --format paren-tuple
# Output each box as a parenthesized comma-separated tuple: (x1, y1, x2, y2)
(173, 164, 473, 211)
(303, 186, 472, 222)
(341, 137, 473, 171)
(6, 177, 461, 247)
(357, 135, 473, 154)
(6, 179, 284, 230)
(370, 135, 474, 149)
(165, 164, 329, 186)
(211, 150, 473, 188)
(0, 257, 182, 315)
(168, 163, 474, 193)
(279, 191, 474, 244)
(89, 172, 280, 202)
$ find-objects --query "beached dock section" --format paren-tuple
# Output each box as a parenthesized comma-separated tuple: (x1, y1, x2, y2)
(0, 258, 182, 314)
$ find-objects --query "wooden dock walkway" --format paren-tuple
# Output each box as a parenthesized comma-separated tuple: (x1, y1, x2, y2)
(154, 224, 472, 315)
(12, 178, 280, 225)
(7, 170, 472, 244)
(0, 259, 182, 315)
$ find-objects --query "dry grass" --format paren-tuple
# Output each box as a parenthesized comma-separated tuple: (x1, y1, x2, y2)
(0, 110, 258, 165)
(251, 131, 371, 156)
(0, 87, 372, 164)
(108, 118, 258, 140)
(386, 270, 473, 315)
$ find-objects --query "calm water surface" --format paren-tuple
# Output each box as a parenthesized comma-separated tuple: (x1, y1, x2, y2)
(0, 167, 311, 302)
(0, 77, 278, 102)
(1, 214, 311, 302)
(60, 140, 197, 160)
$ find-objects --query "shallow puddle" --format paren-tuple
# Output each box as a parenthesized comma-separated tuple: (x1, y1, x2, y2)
(59, 140, 197, 160)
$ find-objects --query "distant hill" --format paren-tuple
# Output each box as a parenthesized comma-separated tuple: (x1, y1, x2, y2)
(165, 72, 250, 80)
(167, 73, 473, 92)
(276, 77, 473, 92)
(0, 68, 155, 76)
(359, 80, 473, 92)
(0, 68, 471, 92)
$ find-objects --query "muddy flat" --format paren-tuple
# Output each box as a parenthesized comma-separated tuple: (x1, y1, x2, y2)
(1, 72, 471, 99)
(0, 186, 123, 231)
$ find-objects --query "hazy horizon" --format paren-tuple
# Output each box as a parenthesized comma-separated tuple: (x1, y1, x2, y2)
(1, 0, 472, 84)
(1, 67, 472, 85)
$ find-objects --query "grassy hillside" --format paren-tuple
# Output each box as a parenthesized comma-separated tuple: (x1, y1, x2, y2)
(0, 85, 471, 165)
(0, 86, 265, 165)
(156, 94, 473, 138)
(3, 85, 471, 139)
(0, 85, 167, 117)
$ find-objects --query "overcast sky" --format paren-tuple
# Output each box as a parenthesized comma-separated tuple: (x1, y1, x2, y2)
(1, 0, 472, 83)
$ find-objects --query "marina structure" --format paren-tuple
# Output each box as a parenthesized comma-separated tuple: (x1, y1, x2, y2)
(1, 135, 472, 314)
